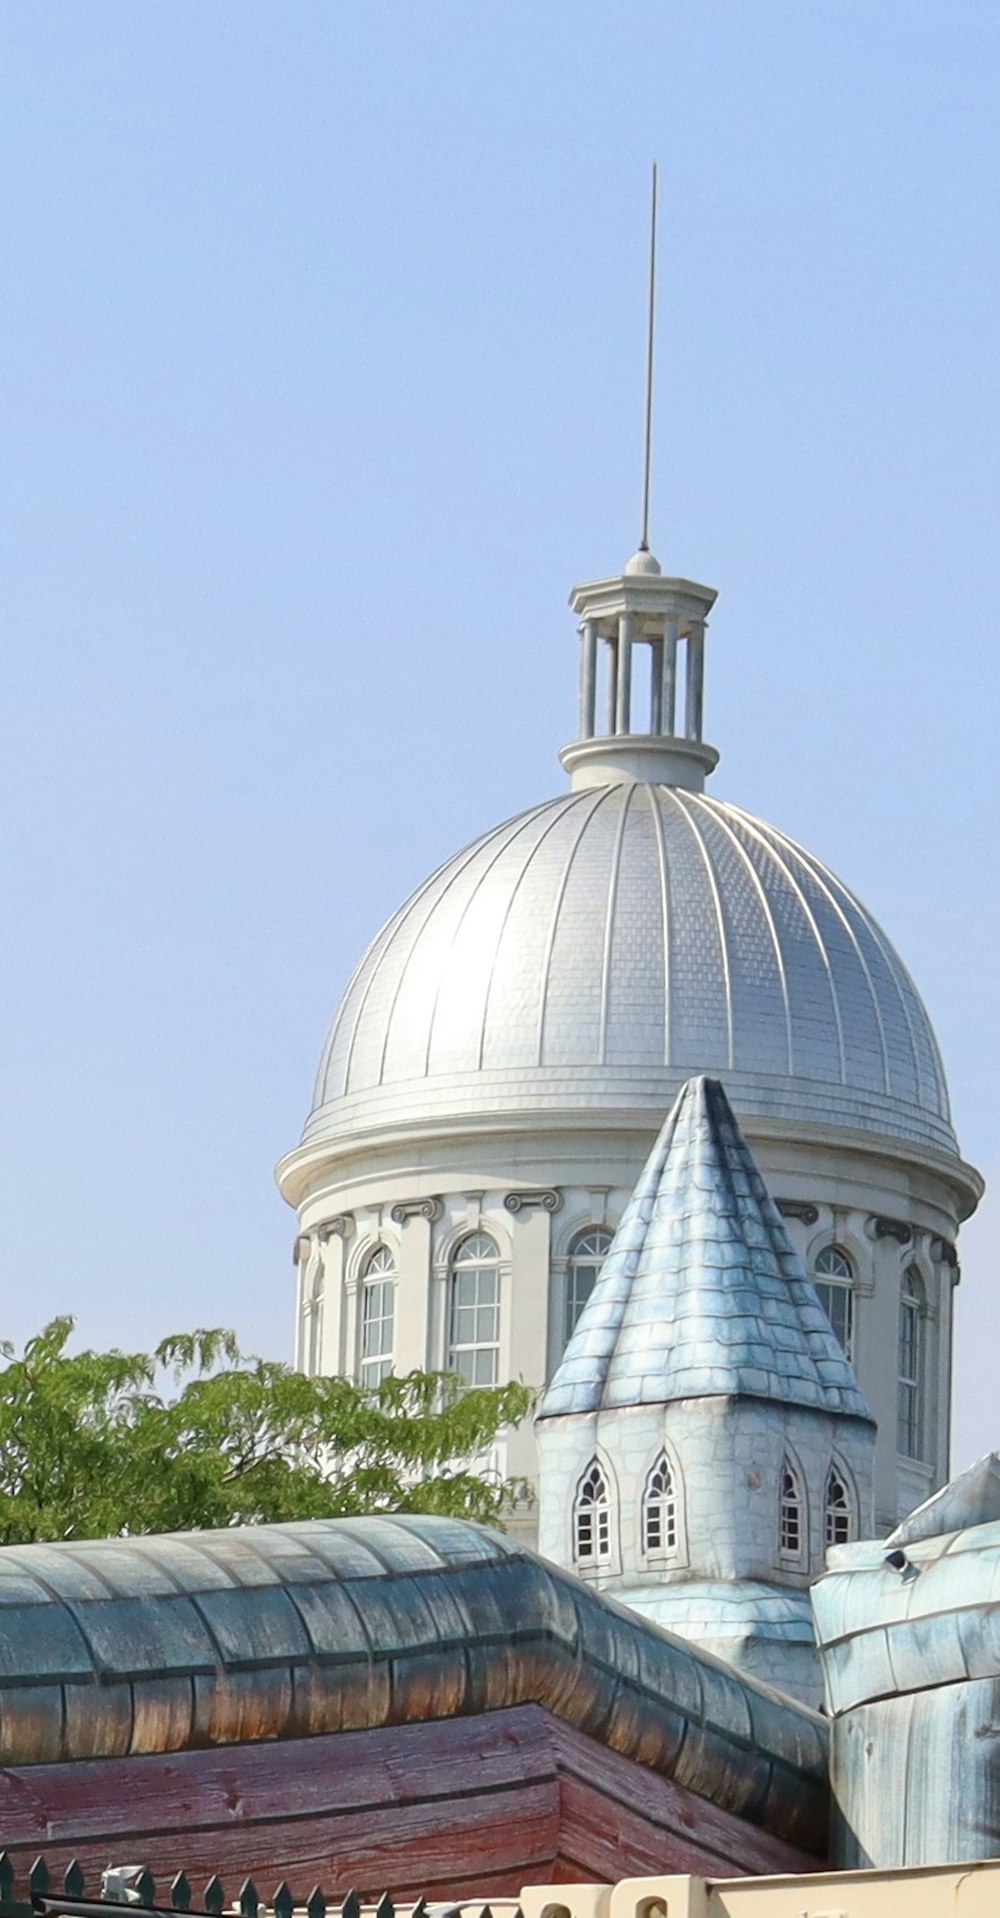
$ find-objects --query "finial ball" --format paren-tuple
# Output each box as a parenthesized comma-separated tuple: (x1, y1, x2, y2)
(625, 548, 662, 577)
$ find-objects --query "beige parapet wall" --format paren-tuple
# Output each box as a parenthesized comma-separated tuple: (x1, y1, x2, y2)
(520, 1862, 1000, 1918)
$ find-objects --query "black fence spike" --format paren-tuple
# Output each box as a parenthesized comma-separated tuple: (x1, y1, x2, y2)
(62, 1862, 85, 1900)
(238, 1879, 259, 1918)
(133, 1868, 156, 1909)
(340, 1891, 362, 1918)
(272, 1881, 294, 1918)
(305, 1886, 327, 1918)
(204, 1874, 225, 1916)
(410, 1900, 429, 1918)
(0, 1853, 15, 1903)
(28, 1860, 50, 1900)
(374, 1894, 394, 1918)
(171, 1871, 192, 1913)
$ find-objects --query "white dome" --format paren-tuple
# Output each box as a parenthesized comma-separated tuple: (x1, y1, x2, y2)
(304, 782, 956, 1160)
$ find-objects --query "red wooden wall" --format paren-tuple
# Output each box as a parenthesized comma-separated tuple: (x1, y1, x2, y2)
(0, 1704, 824, 1899)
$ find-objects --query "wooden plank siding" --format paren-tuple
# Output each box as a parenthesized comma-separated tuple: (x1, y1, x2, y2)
(0, 1706, 823, 1900)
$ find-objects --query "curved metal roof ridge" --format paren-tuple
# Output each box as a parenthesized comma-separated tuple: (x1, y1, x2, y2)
(0, 1512, 826, 1853)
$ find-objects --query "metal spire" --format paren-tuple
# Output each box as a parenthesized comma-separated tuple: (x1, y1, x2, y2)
(639, 162, 658, 554)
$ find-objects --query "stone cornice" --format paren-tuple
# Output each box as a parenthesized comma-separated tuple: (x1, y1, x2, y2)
(276, 1109, 983, 1220)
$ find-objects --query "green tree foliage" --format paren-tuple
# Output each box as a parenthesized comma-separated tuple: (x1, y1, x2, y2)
(0, 1319, 534, 1545)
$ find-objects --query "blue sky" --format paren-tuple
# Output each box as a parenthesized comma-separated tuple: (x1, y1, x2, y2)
(1, 3, 998, 1463)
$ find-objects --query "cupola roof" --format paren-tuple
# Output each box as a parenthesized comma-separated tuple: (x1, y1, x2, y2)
(537, 1075, 873, 1423)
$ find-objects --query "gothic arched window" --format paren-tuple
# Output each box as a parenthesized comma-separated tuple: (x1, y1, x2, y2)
(360, 1245, 396, 1389)
(448, 1232, 501, 1386)
(824, 1465, 853, 1547)
(898, 1267, 925, 1460)
(813, 1244, 855, 1358)
(565, 1227, 613, 1344)
(573, 1461, 611, 1565)
(642, 1453, 678, 1557)
(779, 1460, 805, 1565)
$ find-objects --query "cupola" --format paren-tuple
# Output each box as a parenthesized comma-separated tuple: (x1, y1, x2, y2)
(562, 552, 719, 792)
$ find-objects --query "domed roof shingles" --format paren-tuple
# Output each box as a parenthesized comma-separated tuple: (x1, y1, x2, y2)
(305, 784, 955, 1156)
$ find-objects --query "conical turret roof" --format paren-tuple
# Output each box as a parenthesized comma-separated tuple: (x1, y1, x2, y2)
(537, 1075, 872, 1422)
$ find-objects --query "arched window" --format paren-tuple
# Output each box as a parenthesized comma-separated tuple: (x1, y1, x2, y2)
(573, 1461, 611, 1564)
(448, 1232, 501, 1385)
(779, 1460, 805, 1564)
(642, 1453, 678, 1556)
(565, 1227, 613, 1344)
(824, 1465, 852, 1547)
(812, 1244, 855, 1358)
(898, 1267, 925, 1460)
(360, 1245, 396, 1388)
(303, 1264, 324, 1377)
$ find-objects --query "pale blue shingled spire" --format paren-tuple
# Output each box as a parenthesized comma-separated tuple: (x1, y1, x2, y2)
(538, 1075, 873, 1422)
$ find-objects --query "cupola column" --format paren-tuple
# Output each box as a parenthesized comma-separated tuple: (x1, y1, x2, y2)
(648, 633, 664, 733)
(615, 613, 634, 734)
(605, 633, 619, 734)
(579, 619, 598, 738)
(685, 620, 705, 741)
(661, 612, 679, 738)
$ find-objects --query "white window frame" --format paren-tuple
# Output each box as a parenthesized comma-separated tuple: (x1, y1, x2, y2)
(824, 1463, 853, 1547)
(898, 1267, 925, 1461)
(447, 1232, 501, 1386)
(564, 1226, 613, 1346)
(301, 1247, 324, 1377)
(360, 1244, 396, 1389)
(779, 1459, 806, 1567)
(642, 1451, 679, 1559)
(573, 1460, 612, 1566)
(812, 1243, 855, 1359)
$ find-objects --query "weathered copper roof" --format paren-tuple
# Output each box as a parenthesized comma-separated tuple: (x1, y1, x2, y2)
(538, 1076, 873, 1421)
(0, 1514, 827, 1854)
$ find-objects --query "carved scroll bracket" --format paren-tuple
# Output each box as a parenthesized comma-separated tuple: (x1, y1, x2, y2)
(319, 1214, 355, 1243)
(390, 1197, 444, 1224)
(867, 1215, 913, 1246)
(504, 1189, 563, 1215)
(776, 1199, 819, 1227)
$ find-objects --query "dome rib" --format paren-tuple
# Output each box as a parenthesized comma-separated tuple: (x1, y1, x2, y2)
(376, 805, 540, 1089)
(643, 781, 672, 1069)
(745, 811, 892, 1097)
(537, 784, 613, 1067)
(688, 793, 795, 1078)
(423, 791, 586, 1080)
(726, 806, 848, 1086)
(337, 809, 536, 1098)
(599, 780, 637, 1067)
(796, 835, 930, 1112)
(476, 788, 594, 1071)
(669, 789, 735, 1070)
